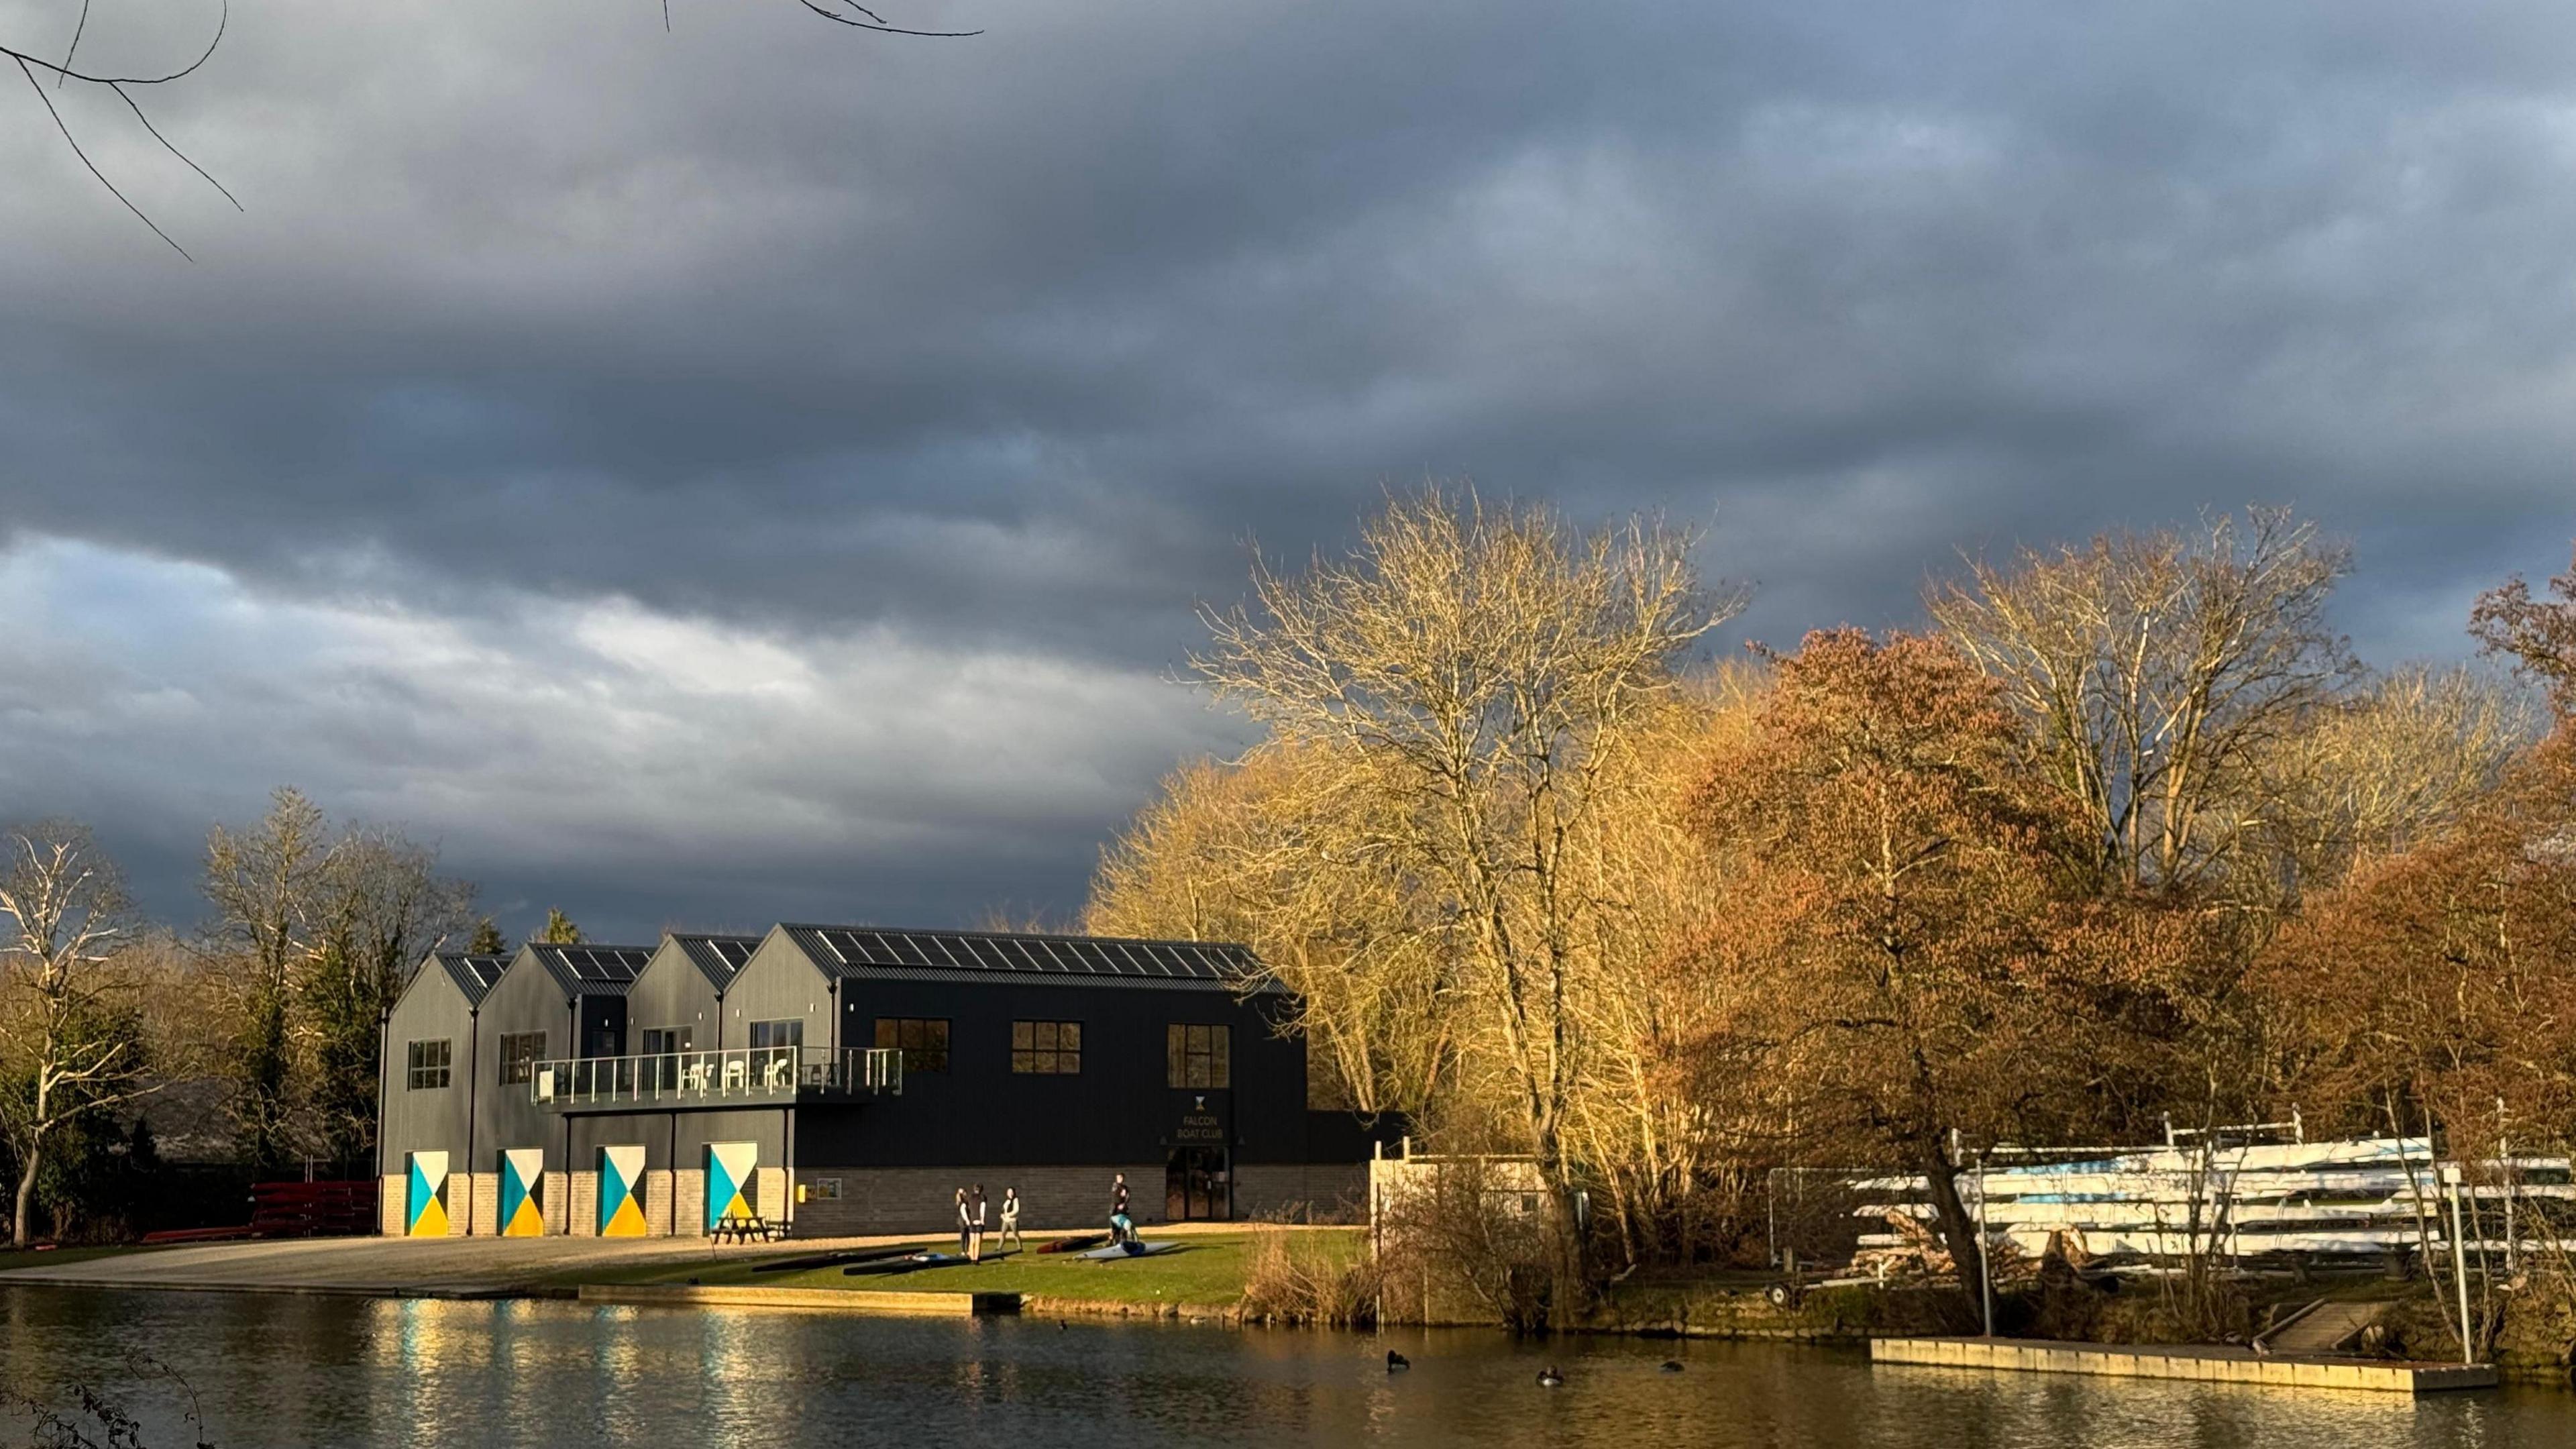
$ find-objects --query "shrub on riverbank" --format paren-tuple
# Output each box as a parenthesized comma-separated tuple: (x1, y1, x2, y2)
(1240, 1226, 1378, 1326)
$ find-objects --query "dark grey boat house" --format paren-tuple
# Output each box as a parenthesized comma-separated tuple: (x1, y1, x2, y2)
(378, 924, 1384, 1239)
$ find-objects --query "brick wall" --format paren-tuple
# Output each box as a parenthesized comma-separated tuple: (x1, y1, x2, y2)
(643, 1171, 673, 1236)
(675, 1169, 706, 1236)
(542, 1171, 569, 1236)
(378, 1175, 402, 1236)
(447, 1173, 478, 1236)
(788, 1163, 1169, 1238)
(1236, 1163, 1367, 1223)
(466, 1173, 498, 1236)
(569, 1171, 598, 1236)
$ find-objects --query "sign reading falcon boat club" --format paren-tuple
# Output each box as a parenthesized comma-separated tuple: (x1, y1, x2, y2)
(1173, 1093, 1228, 1144)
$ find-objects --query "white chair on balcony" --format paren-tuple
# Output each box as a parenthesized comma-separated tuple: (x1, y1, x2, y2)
(684, 1060, 712, 1094)
(764, 1054, 793, 1089)
(722, 1057, 749, 1092)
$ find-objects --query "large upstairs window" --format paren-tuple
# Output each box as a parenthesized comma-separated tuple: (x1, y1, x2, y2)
(498, 1032, 546, 1085)
(1167, 1024, 1228, 1089)
(405, 1038, 451, 1090)
(874, 1017, 949, 1073)
(1011, 1020, 1081, 1075)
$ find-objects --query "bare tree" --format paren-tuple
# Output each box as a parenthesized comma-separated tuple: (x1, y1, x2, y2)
(0, 820, 153, 1248)
(201, 787, 330, 1174)
(202, 788, 471, 1175)
(13, 0, 975, 254)
(2258, 663, 2534, 902)
(1193, 485, 1739, 1322)
(1088, 747, 1458, 1118)
(1929, 507, 2357, 896)
(2472, 539, 2576, 718)
(6, 0, 235, 257)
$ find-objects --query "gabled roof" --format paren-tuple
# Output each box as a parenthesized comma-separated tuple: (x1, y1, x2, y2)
(526, 943, 654, 996)
(434, 951, 511, 1006)
(779, 925, 1273, 993)
(672, 933, 761, 992)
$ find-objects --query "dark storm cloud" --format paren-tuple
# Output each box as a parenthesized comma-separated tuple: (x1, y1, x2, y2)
(2, 0, 2574, 933)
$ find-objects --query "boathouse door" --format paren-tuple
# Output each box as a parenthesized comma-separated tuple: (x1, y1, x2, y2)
(1165, 1148, 1231, 1221)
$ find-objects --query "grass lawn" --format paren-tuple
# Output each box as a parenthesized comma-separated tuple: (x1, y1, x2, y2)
(0, 1244, 145, 1273)
(559, 1228, 1367, 1308)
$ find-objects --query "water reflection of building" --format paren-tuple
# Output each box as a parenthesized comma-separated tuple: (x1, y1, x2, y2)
(378, 926, 1394, 1239)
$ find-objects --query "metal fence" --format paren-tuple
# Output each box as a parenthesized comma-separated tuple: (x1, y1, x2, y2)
(531, 1046, 902, 1106)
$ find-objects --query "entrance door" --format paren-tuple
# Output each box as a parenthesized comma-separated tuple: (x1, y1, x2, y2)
(598, 1144, 647, 1236)
(499, 1148, 545, 1236)
(1165, 1148, 1231, 1221)
(705, 1142, 758, 1233)
(405, 1151, 449, 1236)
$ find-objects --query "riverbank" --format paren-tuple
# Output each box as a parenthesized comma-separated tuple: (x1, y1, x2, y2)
(7, 1232, 2569, 1386)
(0, 1224, 1343, 1316)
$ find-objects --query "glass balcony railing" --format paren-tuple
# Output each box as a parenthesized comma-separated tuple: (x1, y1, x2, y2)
(531, 1046, 902, 1108)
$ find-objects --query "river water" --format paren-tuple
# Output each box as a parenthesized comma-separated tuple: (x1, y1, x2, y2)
(3, 1287, 2573, 1448)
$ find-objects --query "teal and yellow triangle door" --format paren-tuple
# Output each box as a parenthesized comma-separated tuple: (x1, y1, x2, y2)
(705, 1142, 757, 1232)
(598, 1144, 647, 1236)
(405, 1152, 449, 1237)
(499, 1148, 545, 1236)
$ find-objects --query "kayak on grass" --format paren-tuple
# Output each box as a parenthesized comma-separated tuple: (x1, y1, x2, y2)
(1075, 1240, 1185, 1261)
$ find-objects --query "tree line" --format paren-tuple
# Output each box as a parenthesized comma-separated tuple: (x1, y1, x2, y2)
(0, 790, 589, 1248)
(1085, 488, 2576, 1324)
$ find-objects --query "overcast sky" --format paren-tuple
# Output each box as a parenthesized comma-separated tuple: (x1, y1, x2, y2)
(2, 0, 2571, 941)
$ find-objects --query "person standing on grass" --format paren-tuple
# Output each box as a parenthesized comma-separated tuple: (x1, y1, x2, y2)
(969, 1184, 988, 1263)
(1110, 1172, 1133, 1245)
(999, 1187, 1022, 1252)
(955, 1187, 972, 1257)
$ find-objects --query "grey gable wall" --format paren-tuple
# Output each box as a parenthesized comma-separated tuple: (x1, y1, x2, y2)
(627, 936, 727, 1053)
(720, 926, 837, 1055)
(381, 953, 476, 1177)
(474, 945, 582, 1173)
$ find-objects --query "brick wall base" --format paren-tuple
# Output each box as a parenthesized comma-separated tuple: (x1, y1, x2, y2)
(570, 1171, 598, 1236)
(466, 1173, 498, 1236)
(1235, 1163, 1367, 1224)
(676, 1169, 705, 1235)
(379, 1175, 402, 1236)
(789, 1163, 1169, 1238)
(644, 1170, 673, 1236)
(447, 1173, 480, 1236)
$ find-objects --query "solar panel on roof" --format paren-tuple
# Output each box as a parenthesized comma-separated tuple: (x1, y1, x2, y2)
(789, 924, 1261, 988)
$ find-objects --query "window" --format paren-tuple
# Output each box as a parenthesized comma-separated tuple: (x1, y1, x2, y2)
(1167, 1024, 1229, 1089)
(497, 1032, 547, 1086)
(748, 1019, 803, 1052)
(1011, 1020, 1082, 1075)
(405, 1038, 451, 1091)
(642, 1027, 692, 1056)
(873, 1017, 949, 1073)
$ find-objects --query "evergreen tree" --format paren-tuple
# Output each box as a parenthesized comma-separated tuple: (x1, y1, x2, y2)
(535, 909, 583, 945)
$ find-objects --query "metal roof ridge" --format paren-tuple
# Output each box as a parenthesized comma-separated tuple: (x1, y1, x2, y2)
(775, 921, 1255, 953)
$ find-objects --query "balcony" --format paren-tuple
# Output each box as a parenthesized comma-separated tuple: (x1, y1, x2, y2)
(531, 1046, 903, 1109)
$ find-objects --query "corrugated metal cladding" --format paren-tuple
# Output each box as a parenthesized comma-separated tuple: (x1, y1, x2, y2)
(435, 953, 511, 1005)
(674, 934, 761, 991)
(784, 925, 1266, 987)
(529, 944, 655, 996)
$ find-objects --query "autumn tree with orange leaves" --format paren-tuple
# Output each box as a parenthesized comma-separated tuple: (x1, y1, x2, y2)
(1668, 629, 2219, 1303)
(2262, 727, 2576, 1149)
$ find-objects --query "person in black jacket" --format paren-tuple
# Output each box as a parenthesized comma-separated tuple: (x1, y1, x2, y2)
(1109, 1173, 1134, 1244)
